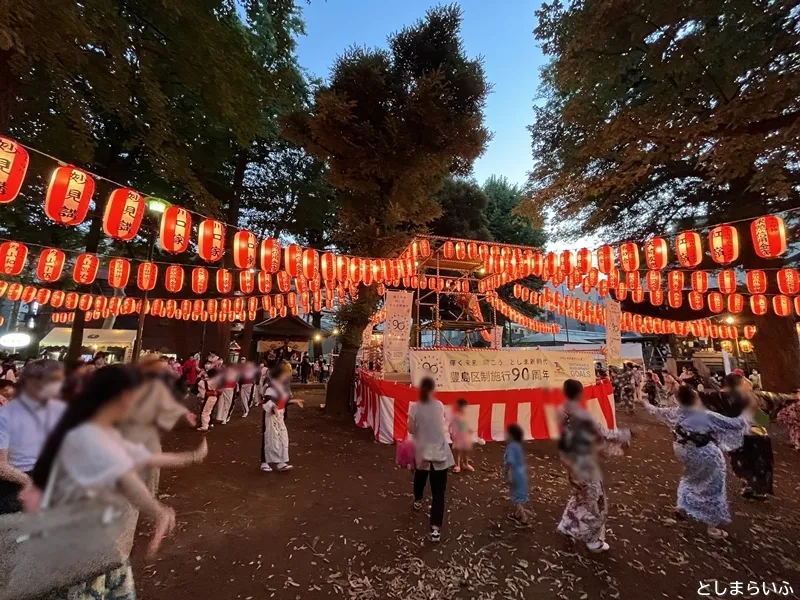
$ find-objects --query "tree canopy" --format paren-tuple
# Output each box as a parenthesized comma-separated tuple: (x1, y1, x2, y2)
(430, 178, 491, 241)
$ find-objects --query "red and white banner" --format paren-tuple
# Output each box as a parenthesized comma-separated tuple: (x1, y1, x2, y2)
(355, 370, 616, 444)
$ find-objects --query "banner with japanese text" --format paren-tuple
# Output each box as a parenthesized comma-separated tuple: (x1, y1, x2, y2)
(382, 290, 414, 373)
(490, 325, 503, 349)
(409, 348, 595, 392)
(605, 301, 622, 367)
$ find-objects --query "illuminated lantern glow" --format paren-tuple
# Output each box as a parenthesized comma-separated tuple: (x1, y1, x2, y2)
(615, 283, 628, 301)
(530, 253, 543, 277)
(94, 296, 108, 312)
(717, 270, 737, 294)
(796, 296, 800, 317)
(708, 225, 739, 264)
(618, 242, 639, 272)
(649, 289, 664, 306)
(560, 250, 575, 274)
(777, 268, 800, 295)
(6, 283, 23, 301)
(454, 242, 466, 260)
(691, 271, 709, 293)
(597, 280, 609, 298)
(467, 242, 479, 260)
(45, 166, 94, 226)
(216, 269, 233, 294)
(159, 206, 191, 253)
(668, 271, 684, 292)
(689, 291, 704, 310)
(675, 231, 703, 267)
(0, 137, 29, 203)
(207, 299, 218, 314)
(276, 270, 291, 293)
(597, 245, 614, 274)
(728, 293, 744, 313)
(120, 297, 135, 314)
(442, 240, 455, 259)
(260, 239, 281, 273)
(238, 270, 254, 294)
(101, 188, 145, 241)
(0, 241, 28, 276)
(0, 281, 7, 297)
(746, 270, 767, 294)
(707, 292, 724, 313)
(136, 262, 158, 291)
(347, 257, 361, 283)
(105, 258, 130, 289)
(750, 294, 768, 316)
(625, 271, 640, 289)
(21, 286, 36, 304)
(72, 253, 99, 285)
(301, 248, 319, 281)
(256, 271, 271, 294)
(233, 297, 245, 313)
(247, 297, 258, 313)
(773, 294, 791, 317)
(197, 219, 226, 262)
(418, 239, 431, 258)
(646, 270, 661, 292)
(320, 253, 336, 281)
(232, 230, 257, 269)
(631, 287, 645, 303)
(273, 294, 284, 311)
(166, 299, 178, 317)
(607, 268, 619, 289)
(744, 325, 757, 340)
(576, 248, 592, 274)
(191, 267, 209, 294)
(164, 265, 185, 293)
(335, 255, 350, 282)
(750, 215, 787, 258)
(644, 237, 668, 270)
(544, 252, 559, 277)
(36, 248, 65, 282)
(78, 293, 93, 312)
(261, 296, 272, 312)
(35, 288, 51, 305)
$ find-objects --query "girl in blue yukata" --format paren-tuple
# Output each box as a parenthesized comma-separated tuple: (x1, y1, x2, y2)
(503, 423, 528, 524)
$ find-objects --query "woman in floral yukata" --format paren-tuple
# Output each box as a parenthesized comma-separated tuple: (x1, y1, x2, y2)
(557, 379, 630, 553)
(644, 385, 750, 539)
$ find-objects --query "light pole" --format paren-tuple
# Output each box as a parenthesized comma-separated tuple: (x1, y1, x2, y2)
(131, 197, 168, 362)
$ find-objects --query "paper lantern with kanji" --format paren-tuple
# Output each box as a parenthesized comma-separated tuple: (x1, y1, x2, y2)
(715, 270, 736, 294)
(253, 271, 270, 294)
(103, 188, 144, 241)
(708, 225, 739, 265)
(78, 293, 93, 312)
(276, 270, 291, 293)
(777, 268, 800, 295)
(746, 270, 767, 294)
(559, 250, 574, 275)
(0, 241, 28, 276)
(795, 297, 800, 316)
(650, 289, 664, 306)
(45, 166, 94, 226)
(36, 248, 65, 283)
(417, 239, 432, 258)
(750, 294, 768, 316)
(625, 271, 640, 290)
(605, 267, 618, 289)
(727, 293, 744, 314)
(239, 270, 254, 294)
(206, 298, 218, 314)
(137, 262, 158, 291)
(691, 271, 709, 293)
(319, 253, 335, 282)
(283, 244, 302, 278)
(572, 248, 591, 275)
(442, 240, 455, 259)
(189, 267, 207, 294)
(197, 219, 225, 262)
(50, 290, 65, 308)
(618, 242, 639, 272)
(631, 288, 645, 303)
(273, 294, 285, 311)
(707, 292, 724, 313)
(597, 280, 609, 298)
(6, 283, 23, 301)
(675, 231, 703, 268)
(215, 269, 232, 294)
(543, 252, 559, 278)
(664, 271, 682, 292)
(643, 237, 668, 270)
(645, 270, 661, 292)
(258, 238, 280, 273)
(0, 136, 29, 203)
(597, 245, 614, 274)
(615, 283, 628, 301)
(773, 294, 791, 317)
(72, 253, 99, 285)
(750, 215, 786, 258)
(164, 265, 185, 293)
(528, 253, 543, 277)
(94, 296, 108, 312)
(0, 281, 7, 297)
(158, 206, 191, 254)
(20, 285, 36, 304)
(743, 324, 756, 340)
(103, 258, 129, 289)
(301, 249, 319, 281)
(689, 291, 704, 310)
(230, 230, 256, 270)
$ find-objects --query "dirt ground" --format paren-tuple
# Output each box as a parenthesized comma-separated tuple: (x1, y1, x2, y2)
(132, 393, 800, 599)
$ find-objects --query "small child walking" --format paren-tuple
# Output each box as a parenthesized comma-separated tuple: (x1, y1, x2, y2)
(503, 423, 528, 524)
(450, 398, 475, 473)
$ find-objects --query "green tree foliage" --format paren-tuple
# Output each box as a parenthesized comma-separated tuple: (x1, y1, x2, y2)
(430, 178, 491, 241)
(284, 4, 490, 413)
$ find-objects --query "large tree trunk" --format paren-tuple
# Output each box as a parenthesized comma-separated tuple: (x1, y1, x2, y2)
(239, 312, 260, 361)
(752, 312, 800, 392)
(312, 311, 323, 358)
(66, 213, 105, 362)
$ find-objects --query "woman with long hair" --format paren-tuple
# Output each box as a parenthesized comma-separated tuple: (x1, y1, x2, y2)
(24, 365, 208, 599)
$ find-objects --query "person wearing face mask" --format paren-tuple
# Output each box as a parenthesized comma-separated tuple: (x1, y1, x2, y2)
(0, 359, 66, 513)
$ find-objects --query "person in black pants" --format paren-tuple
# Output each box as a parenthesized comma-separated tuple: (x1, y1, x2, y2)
(407, 377, 454, 542)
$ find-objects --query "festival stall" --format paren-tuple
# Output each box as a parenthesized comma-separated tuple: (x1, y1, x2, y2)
(355, 347, 614, 444)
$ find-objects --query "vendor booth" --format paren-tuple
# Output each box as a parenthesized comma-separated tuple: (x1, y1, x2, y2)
(38, 327, 136, 362)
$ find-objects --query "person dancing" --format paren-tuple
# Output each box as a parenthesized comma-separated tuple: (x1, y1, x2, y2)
(260, 363, 303, 473)
(557, 379, 630, 553)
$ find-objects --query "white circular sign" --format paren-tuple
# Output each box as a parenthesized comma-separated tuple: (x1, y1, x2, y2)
(0, 332, 31, 349)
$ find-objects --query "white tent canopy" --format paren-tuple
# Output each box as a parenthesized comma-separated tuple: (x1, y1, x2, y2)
(39, 327, 137, 348)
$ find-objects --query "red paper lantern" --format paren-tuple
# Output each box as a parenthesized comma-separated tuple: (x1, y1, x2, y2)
(45, 166, 94, 226)
(644, 237, 668, 270)
(362, 260, 375, 286)
(417, 239, 431, 258)
(691, 271, 709, 293)
(164, 265, 185, 293)
(78, 293, 93, 311)
(191, 267, 209, 294)
(631, 288, 645, 303)
(625, 271, 640, 289)
(0, 241, 28, 275)
(21, 286, 36, 304)
(717, 270, 737, 294)
(707, 292, 724, 313)
(667, 270, 684, 292)
(159, 206, 191, 253)
(728, 293, 744, 314)
(746, 270, 767, 294)
(708, 225, 739, 265)
(233, 230, 257, 269)
(103, 188, 144, 241)
(206, 299, 218, 314)
(796, 297, 800, 316)
(0, 136, 30, 203)
(467, 242, 479, 260)
(615, 283, 628, 301)
(597, 280, 609, 298)
(94, 296, 108, 312)
(239, 270, 254, 294)
(284, 244, 302, 278)
(530, 253, 543, 277)
(743, 324, 757, 339)
(302, 249, 319, 281)
(120, 297, 135, 314)
(773, 295, 791, 317)
(575, 248, 592, 274)
(454, 241, 466, 260)
(137, 262, 158, 291)
(216, 269, 233, 294)
(560, 250, 575, 274)
(750, 294, 768, 316)
(0, 281, 7, 297)
(777, 268, 800, 295)
(333, 255, 349, 282)
(597, 245, 614, 274)
(750, 215, 787, 258)
(50, 290, 65, 307)
(256, 271, 272, 294)
(36, 248, 65, 282)
(649, 289, 664, 306)
(646, 270, 661, 292)
(73, 253, 99, 285)
(544, 252, 559, 277)
(260, 239, 281, 273)
(273, 294, 284, 311)
(320, 253, 336, 281)
(197, 219, 225, 262)
(675, 231, 703, 268)
(689, 291, 704, 310)
(276, 270, 291, 293)
(7, 283, 23, 301)
(442, 240, 455, 259)
(618, 242, 639, 272)
(108, 258, 131, 288)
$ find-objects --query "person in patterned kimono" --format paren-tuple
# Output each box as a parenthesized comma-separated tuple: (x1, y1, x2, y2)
(557, 379, 630, 553)
(609, 364, 636, 414)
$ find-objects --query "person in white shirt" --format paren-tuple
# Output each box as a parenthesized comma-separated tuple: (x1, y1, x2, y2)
(24, 364, 208, 599)
(0, 359, 65, 513)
